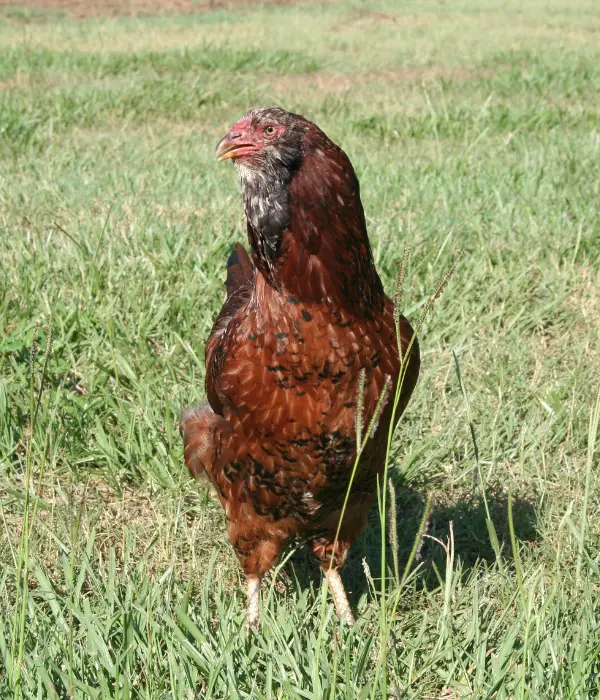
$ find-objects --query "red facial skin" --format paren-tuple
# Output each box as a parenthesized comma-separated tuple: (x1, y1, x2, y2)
(216, 118, 286, 162)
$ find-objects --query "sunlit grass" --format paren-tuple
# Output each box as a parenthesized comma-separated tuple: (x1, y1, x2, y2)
(1, 0, 600, 697)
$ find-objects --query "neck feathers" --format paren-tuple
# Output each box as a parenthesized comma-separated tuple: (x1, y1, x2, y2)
(236, 161, 291, 275)
(237, 140, 384, 316)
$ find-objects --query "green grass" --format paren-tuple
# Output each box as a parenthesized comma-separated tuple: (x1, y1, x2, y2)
(1, 0, 600, 697)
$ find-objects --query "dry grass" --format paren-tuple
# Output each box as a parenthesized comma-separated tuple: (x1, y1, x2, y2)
(0, 0, 316, 19)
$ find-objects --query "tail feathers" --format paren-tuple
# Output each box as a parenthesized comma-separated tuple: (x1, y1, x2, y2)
(180, 403, 217, 480)
(225, 243, 254, 298)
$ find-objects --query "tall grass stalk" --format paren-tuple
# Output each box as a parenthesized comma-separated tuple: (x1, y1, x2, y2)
(313, 373, 391, 694)
(9, 326, 52, 698)
(313, 249, 461, 696)
(453, 349, 501, 561)
(576, 388, 600, 582)
(372, 252, 463, 697)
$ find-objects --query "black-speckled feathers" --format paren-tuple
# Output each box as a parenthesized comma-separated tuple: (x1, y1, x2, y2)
(181, 107, 420, 624)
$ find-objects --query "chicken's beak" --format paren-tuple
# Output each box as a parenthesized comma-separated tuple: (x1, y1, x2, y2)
(216, 133, 260, 162)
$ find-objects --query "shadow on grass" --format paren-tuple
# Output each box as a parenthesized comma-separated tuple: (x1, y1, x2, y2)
(285, 485, 539, 607)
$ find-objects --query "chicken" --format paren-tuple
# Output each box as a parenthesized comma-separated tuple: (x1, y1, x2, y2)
(180, 107, 420, 628)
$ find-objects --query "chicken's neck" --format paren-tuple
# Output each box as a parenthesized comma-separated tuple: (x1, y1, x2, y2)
(236, 161, 292, 270)
(237, 152, 385, 317)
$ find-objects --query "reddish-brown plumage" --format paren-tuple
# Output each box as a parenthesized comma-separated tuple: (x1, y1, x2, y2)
(181, 107, 419, 624)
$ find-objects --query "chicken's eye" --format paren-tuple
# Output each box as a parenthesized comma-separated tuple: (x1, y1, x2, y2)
(263, 125, 276, 137)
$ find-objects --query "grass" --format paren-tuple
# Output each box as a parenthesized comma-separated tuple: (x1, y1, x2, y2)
(1, 0, 600, 696)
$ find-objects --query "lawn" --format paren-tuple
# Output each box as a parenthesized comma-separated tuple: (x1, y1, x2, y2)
(1, 0, 599, 697)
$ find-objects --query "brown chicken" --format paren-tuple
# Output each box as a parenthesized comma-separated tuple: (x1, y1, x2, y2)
(181, 107, 419, 628)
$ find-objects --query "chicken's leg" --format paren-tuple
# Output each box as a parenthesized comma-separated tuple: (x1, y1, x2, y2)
(246, 575, 261, 630)
(325, 568, 355, 625)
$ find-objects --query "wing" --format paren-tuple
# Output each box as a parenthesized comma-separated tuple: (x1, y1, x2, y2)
(205, 243, 254, 415)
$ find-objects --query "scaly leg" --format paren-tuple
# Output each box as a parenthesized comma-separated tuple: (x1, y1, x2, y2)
(325, 568, 355, 625)
(246, 575, 261, 630)
(233, 533, 286, 631)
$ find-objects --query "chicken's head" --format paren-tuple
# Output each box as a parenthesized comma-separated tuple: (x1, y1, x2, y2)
(215, 107, 312, 269)
(213, 107, 379, 308)
(215, 107, 305, 175)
